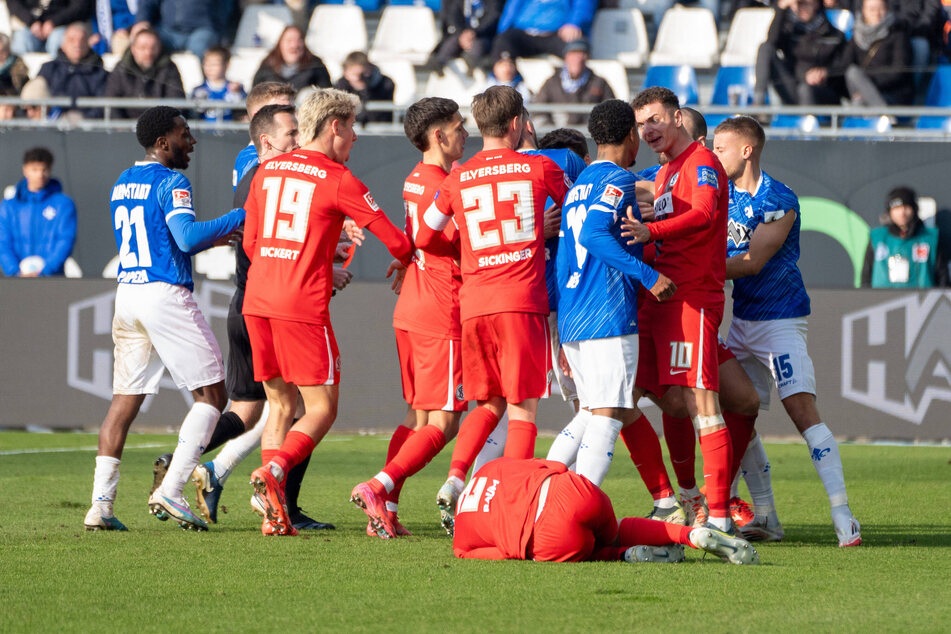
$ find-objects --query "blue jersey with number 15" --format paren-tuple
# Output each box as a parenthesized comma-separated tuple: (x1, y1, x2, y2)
(111, 162, 197, 290)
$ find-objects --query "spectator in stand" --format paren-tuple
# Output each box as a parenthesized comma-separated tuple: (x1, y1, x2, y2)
(105, 28, 185, 119)
(485, 52, 531, 102)
(754, 0, 846, 105)
(489, 0, 595, 60)
(534, 39, 613, 126)
(252, 26, 331, 92)
(835, 0, 913, 107)
(0, 147, 77, 278)
(132, 0, 221, 57)
(0, 34, 30, 98)
(192, 45, 246, 122)
(427, 0, 502, 72)
(893, 0, 944, 81)
(90, 0, 138, 56)
(6, 0, 92, 56)
(862, 186, 948, 288)
(38, 23, 109, 120)
(333, 51, 394, 125)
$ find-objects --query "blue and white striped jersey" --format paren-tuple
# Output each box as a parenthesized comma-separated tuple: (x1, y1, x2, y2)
(726, 171, 810, 320)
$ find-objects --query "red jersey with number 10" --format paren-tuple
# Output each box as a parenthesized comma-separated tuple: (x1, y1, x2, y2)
(242, 150, 389, 325)
(425, 148, 569, 321)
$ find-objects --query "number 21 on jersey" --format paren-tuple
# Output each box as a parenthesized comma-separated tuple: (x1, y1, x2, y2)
(260, 177, 316, 242)
(115, 204, 151, 268)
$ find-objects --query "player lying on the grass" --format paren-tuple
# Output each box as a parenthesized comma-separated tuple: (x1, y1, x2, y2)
(453, 457, 758, 565)
(413, 86, 571, 535)
(84, 106, 245, 532)
(351, 97, 470, 539)
(243, 88, 413, 536)
(713, 115, 861, 546)
(547, 99, 675, 488)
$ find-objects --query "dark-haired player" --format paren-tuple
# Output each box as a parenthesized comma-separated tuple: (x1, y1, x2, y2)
(351, 97, 469, 538)
(714, 115, 860, 546)
(538, 127, 591, 164)
(84, 106, 245, 532)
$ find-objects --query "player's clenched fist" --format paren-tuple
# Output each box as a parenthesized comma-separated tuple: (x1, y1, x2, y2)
(648, 273, 676, 301)
(621, 207, 651, 244)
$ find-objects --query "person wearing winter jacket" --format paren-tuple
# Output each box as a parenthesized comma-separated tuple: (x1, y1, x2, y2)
(38, 22, 109, 119)
(333, 51, 395, 124)
(104, 28, 184, 119)
(6, 0, 93, 56)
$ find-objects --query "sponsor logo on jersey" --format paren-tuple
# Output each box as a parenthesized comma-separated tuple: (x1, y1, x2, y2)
(913, 243, 930, 263)
(600, 184, 624, 209)
(172, 189, 192, 208)
(697, 166, 718, 189)
(363, 192, 380, 211)
(727, 219, 752, 248)
(403, 181, 426, 196)
(566, 271, 580, 289)
(477, 247, 532, 268)
(841, 291, 951, 424)
(664, 172, 679, 192)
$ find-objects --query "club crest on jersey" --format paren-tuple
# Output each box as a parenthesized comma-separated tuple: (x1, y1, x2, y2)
(172, 189, 192, 208)
(913, 243, 930, 262)
(728, 219, 752, 247)
(697, 166, 718, 189)
(455, 383, 465, 402)
(363, 192, 380, 211)
(600, 184, 624, 209)
(665, 172, 679, 192)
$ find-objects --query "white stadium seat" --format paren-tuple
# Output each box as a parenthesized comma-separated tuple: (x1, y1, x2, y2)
(720, 7, 774, 67)
(369, 6, 439, 66)
(306, 5, 368, 67)
(375, 59, 417, 106)
(233, 4, 293, 50)
(586, 59, 630, 102)
(516, 57, 555, 95)
(227, 47, 269, 92)
(589, 9, 649, 68)
(102, 255, 120, 278)
(423, 59, 486, 112)
(649, 5, 719, 68)
(194, 246, 236, 280)
(21, 52, 51, 78)
(0, 1, 11, 37)
(63, 257, 82, 278)
(171, 53, 203, 95)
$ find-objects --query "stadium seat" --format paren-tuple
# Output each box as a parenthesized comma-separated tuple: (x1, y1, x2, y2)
(916, 116, 951, 131)
(63, 257, 82, 279)
(826, 8, 853, 40)
(20, 52, 51, 78)
(307, 4, 369, 67)
(369, 6, 439, 66)
(771, 114, 821, 132)
(720, 8, 774, 67)
(388, 0, 441, 14)
(227, 47, 268, 92)
(233, 4, 293, 50)
(649, 5, 719, 68)
(841, 115, 892, 133)
(195, 246, 236, 280)
(424, 59, 486, 115)
(705, 66, 759, 127)
(319, 0, 381, 11)
(642, 65, 699, 105)
(586, 59, 630, 101)
(925, 65, 951, 106)
(589, 9, 649, 68)
(617, 0, 669, 21)
(102, 255, 120, 278)
(0, 1, 11, 37)
(375, 58, 417, 106)
(171, 53, 203, 96)
(515, 57, 556, 95)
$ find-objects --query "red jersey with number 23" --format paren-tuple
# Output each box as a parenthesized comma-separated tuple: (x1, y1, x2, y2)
(424, 148, 569, 322)
(243, 150, 388, 325)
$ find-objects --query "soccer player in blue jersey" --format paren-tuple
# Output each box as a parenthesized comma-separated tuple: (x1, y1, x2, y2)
(546, 99, 676, 486)
(84, 107, 246, 532)
(713, 115, 861, 547)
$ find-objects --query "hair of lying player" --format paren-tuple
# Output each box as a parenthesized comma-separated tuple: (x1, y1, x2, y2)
(23, 146, 53, 166)
(714, 115, 765, 152)
(250, 104, 296, 154)
(135, 106, 184, 149)
(588, 99, 636, 145)
(404, 97, 460, 152)
(297, 87, 360, 145)
(471, 85, 523, 138)
(538, 128, 589, 162)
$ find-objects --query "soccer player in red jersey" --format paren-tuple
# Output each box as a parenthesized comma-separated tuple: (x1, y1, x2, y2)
(414, 86, 570, 536)
(241, 88, 413, 536)
(453, 457, 758, 565)
(621, 86, 735, 534)
(350, 97, 470, 539)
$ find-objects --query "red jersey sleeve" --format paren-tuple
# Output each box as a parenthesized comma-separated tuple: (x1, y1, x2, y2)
(648, 154, 721, 241)
(338, 170, 387, 228)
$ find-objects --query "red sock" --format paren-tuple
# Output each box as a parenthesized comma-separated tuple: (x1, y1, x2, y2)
(620, 415, 674, 500)
(448, 406, 500, 481)
(722, 411, 756, 483)
(261, 449, 279, 467)
(386, 425, 415, 503)
(662, 413, 696, 490)
(272, 430, 317, 476)
(503, 420, 537, 459)
(617, 517, 693, 547)
(698, 427, 733, 519)
(374, 425, 447, 495)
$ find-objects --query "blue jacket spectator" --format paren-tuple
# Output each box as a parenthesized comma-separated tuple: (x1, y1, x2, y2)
(38, 23, 109, 119)
(133, 0, 221, 57)
(0, 148, 77, 277)
(191, 45, 246, 122)
(92, 0, 137, 55)
(490, 0, 596, 60)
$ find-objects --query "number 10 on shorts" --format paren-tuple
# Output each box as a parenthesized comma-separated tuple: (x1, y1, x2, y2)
(669, 341, 693, 370)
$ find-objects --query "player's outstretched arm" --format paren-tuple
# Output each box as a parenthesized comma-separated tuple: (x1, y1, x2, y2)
(415, 199, 452, 251)
(167, 208, 246, 255)
(726, 209, 795, 280)
(579, 206, 660, 290)
(363, 215, 413, 266)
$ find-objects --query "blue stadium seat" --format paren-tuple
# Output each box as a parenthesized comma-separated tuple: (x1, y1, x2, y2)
(710, 66, 756, 106)
(925, 65, 951, 106)
(826, 9, 853, 40)
(916, 116, 951, 131)
(642, 65, 699, 105)
(387, 0, 440, 13)
(841, 115, 892, 132)
(321, 0, 382, 11)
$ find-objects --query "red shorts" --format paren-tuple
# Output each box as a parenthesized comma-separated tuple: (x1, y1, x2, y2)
(636, 300, 723, 393)
(245, 315, 340, 386)
(394, 328, 467, 412)
(530, 472, 618, 562)
(461, 312, 551, 403)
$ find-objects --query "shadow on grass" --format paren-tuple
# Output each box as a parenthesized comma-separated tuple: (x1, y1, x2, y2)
(778, 523, 951, 547)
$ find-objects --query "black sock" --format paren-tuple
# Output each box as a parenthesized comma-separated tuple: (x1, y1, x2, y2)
(204, 411, 246, 455)
(285, 454, 310, 514)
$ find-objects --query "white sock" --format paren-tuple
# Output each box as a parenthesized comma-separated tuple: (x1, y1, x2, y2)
(91, 455, 121, 510)
(473, 412, 508, 473)
(575, 415, 623, 487)
(211, 414, 266, 485)
(373, 471, 396, 493)
(707, 515, 731, 532)
(730, 471, 740, 499)
(546, 409, 591, 466)
(160, 402, 220, 498)
(802, 422, 849, 508)
(741, 433, 775, 516)
(655, 495, 677, 509)
(680, 485, 701, 500)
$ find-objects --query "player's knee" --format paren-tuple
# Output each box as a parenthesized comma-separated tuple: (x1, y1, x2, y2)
(193, 382, 227, 412)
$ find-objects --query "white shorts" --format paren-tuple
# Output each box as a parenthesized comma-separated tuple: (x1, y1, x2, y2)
(726, 316, 816, 409)
(548, 311, 577, 403)
(562, 334, 638, 410)
(112, 282, 225, 395)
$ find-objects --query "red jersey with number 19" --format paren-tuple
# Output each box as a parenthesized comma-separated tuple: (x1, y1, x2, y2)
(422, 148, 570, 321)
(393, 162, 462, 339)
(242, 150, 392, 325)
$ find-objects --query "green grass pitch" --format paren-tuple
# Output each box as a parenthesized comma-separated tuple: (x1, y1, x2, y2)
(2, 431, 950, 632)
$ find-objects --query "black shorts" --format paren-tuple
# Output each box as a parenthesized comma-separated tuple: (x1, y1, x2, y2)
(226, 290, 266, 401)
